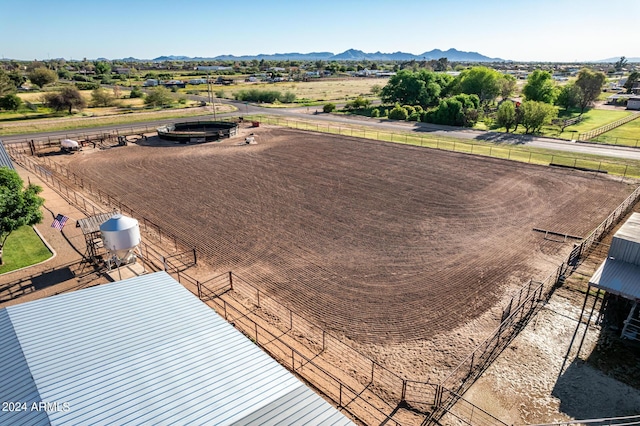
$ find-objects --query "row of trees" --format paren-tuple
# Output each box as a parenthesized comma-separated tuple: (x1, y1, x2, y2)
(372, 65, 608, 132)
(522, 68, 606, 113)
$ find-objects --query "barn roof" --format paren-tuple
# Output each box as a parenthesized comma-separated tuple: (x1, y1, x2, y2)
(590, 258, 640, 300)
(0, 140, 15, 170)
(0, 272, 353, 426)
(589, 213, 640, 301)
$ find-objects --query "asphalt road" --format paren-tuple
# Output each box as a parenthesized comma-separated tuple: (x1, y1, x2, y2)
(2, 98, 640, 161)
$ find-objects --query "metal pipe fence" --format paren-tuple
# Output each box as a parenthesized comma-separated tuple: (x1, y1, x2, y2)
(246, 115, 640, 179)
(7, 137, 640, 426)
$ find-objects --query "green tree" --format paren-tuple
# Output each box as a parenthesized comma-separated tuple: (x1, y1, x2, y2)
(380, 69, 452, 108)
(614, 56, 628, 72)
(90, 88, 115, 107)
(499, 74, 517, 100)
(43, 86, 87, 114)
(7, 71, 25, 92)
(0, 70, 16, 97)
(520, 100, 558, 134)
(28, 67, 58, 88)
(0, 167, 45, 265)
(424, 94, 480, 127)
(94, 61, 112, 75)
(129, 86, 143, 98)
(144, 86, 174, 107)
(57, 68, 71, 80)
(623, 71, 639, 93)
(556, 83, 583, 110)
(523, 70, 557, 103)
(496, 101, 517, 132)
(575, 68, 606, 114)
(451, 66, 503, 105)
(0, 94, 23, 111)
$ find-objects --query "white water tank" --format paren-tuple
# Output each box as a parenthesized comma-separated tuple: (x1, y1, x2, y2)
(61, 139, 79, 150)
(100, 214, 141, 258)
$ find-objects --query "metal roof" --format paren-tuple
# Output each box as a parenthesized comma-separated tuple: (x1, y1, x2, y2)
(0, 272, 353, 426)
(0, 140, 15, 170)
(589, 257, 640, 301)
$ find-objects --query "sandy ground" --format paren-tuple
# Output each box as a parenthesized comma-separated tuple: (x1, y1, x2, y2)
(463, 286, 640, 425)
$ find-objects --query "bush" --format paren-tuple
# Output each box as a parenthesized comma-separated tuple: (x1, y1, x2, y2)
(408, 111, 421, 121)
(280, 91, 296, 103)
(388, 104, 408, 120)
(129, 87, 143, 98)
(403, 105, 416, 116)
(235, 89, 281, 103)
(323, 103, 336, 113)
(72, 74, 93, 82)
(0, 94, 22, 111)
(75, 82, 100, 90)
(371, 108, 380, 117)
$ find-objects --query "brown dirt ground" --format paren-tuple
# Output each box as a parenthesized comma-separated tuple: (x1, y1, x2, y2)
(61, 126, 633, 348)
(5, 125, 640, 424)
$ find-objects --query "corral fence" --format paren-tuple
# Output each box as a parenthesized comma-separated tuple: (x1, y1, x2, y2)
(245, 115, 640, 179)
(578, 112, 640, 141)
(527, 414, 640, 426)
(5, 125, 162, 155)
(4, 144, 416, 424)
(426, 182, 640, 424)
(589, 135, 640, 148)
(6, 136, 640, 426)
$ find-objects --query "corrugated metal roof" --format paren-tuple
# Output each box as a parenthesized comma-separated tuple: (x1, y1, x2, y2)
(590, 258, 640, 300)
(609, 213, 640, 265)
(0, 141, 15, 170)
(0, 272, 353, 426)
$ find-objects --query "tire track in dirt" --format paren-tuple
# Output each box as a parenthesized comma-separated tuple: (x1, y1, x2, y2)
(67, 128, 634, 343)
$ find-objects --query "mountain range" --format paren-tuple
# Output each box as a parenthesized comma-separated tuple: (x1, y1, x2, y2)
(144, 48, 504, 62)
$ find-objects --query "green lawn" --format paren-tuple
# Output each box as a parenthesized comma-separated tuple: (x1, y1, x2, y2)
(0, 226, 52, 274)
(591, 116, 640, 147)
(498, 108, 633, 140)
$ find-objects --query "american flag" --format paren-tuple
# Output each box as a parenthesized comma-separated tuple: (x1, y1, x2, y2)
(51, 214, 69, 231)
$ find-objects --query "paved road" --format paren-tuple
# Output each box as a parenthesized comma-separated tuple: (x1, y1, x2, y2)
(2, 98, 640, 161)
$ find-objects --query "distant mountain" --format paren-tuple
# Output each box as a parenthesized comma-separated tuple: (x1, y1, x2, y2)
(596, 57, 640, 63)
(420, 48, 502, 62)
(146, 48, 504, 62)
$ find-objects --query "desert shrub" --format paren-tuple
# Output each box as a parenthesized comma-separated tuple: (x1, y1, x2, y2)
(323, 103, 336, 113)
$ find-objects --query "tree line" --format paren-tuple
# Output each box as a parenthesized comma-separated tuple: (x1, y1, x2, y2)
(360, 66, 608, 134)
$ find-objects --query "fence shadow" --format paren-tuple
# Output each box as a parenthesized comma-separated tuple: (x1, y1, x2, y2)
(0, 266, 75, 303)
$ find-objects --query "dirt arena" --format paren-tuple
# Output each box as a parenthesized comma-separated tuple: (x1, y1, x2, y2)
(65, 127, 634, 347)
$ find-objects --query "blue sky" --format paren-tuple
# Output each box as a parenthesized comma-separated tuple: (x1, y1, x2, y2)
(2, 0, 638, 62)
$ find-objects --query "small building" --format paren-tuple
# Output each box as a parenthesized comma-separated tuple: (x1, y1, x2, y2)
(0, 272, 354, 425)
(627, 96, 640, 110)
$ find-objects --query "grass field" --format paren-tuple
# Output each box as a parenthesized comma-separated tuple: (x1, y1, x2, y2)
(501, 108, 633, 140)
(590, 115, 640, 147)
(186, 77, 385, 106)
(0, 226, 52, 274)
